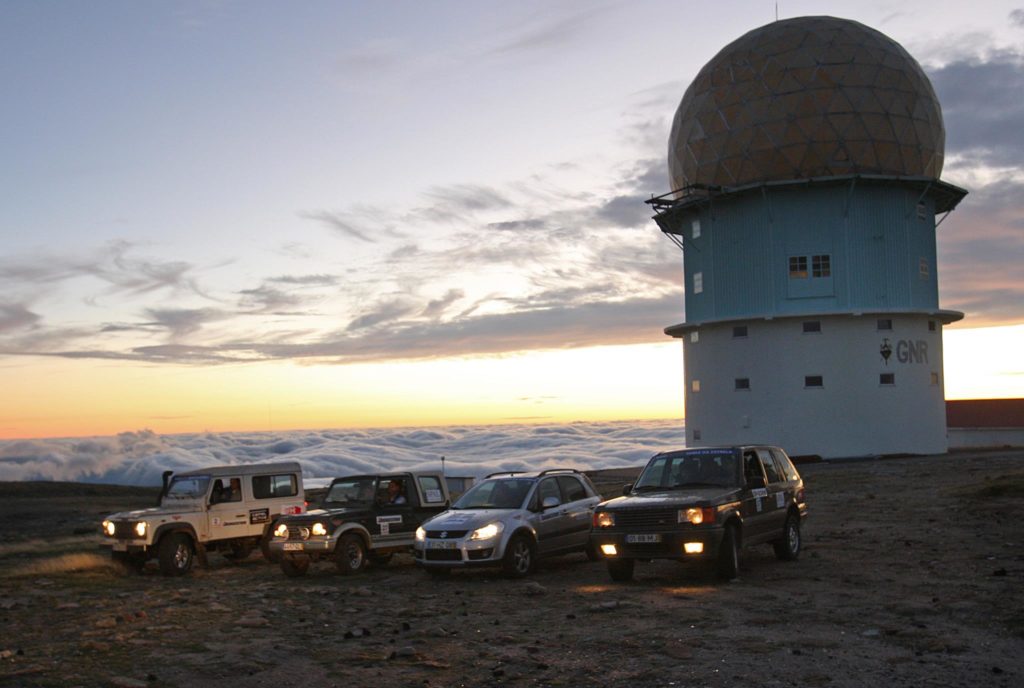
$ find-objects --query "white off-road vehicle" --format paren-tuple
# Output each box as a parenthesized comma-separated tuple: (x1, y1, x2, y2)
(101, 462, 305, 576)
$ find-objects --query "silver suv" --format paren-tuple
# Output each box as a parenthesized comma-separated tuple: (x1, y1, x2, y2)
(413, 469, 601, 577)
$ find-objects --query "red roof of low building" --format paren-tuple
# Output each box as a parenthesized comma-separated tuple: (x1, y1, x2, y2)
(946, 399, 1024, 428)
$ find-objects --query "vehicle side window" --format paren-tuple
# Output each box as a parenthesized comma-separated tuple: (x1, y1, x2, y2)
(253, 473, 298, 499)
(743, 452, 764, 484)
(757, 449, 783, 484)
(417, 475, 445, 504)
(771, 449, 800, 482)
(538, 478, 561, 505)
(556, 476, 586, 503)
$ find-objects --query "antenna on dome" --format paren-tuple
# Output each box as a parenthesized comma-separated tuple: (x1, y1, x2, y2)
(775, 3, 779, 21)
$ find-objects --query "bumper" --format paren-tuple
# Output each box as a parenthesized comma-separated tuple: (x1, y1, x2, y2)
(590, 526, 726, 561)
(268, 537, 337, 558)
(106, 539, 151, 553)
(412, 538, 502, 568)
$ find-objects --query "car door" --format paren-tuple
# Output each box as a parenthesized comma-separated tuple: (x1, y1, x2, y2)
(756, 448, 788, 539)
(375, 475, 416, 545)
(740, 450, 771, 542)
(207, 475, 251, 541)
(532, 477, 571, 554)
(556, 475, 596, 551)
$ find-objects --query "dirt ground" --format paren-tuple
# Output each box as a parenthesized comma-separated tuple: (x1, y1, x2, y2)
(1, 449, 1022, 688)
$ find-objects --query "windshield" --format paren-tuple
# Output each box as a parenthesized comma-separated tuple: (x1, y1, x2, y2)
(324, 477, 376, 506)
(165, 475, 210, 499)
(634, 450, 740, 490)
(453, 478, 532, 509)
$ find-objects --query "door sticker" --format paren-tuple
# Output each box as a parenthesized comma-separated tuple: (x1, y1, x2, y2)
(776, 492, 785, 508)
(424, 488, 443, 503)
(752, 488, 768, 498)
(249, 508, 270, 525)
(755, 498, 762, 512)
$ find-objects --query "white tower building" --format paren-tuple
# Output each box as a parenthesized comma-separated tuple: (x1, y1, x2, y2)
(650, 17, 967, 458)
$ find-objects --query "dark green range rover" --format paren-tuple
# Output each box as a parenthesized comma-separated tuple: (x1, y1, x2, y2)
(590, 446, 808, 581)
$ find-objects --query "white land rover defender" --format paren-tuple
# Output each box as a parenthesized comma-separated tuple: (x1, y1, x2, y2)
(101, 461, 305, 576)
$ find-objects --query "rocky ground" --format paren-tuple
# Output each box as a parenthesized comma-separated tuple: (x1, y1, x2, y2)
(1, 449, 1023, 688)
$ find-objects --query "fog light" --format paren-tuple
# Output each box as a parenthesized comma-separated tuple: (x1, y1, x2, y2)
(683, 542, 703, 554)
(600, 544, 617, 556)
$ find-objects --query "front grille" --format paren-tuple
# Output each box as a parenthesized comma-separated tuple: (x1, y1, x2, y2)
(286, 526, 311, 541)
(426, 530, 468, 539)
(425, 550, 463, 561)
(611, 508, 678, 529)
(112, 521, 137, 539)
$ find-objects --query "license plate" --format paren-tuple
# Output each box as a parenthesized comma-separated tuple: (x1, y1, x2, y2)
(626, 534, 662, 544)
(283, 542, 304, 551)
(428, 541, 457, 550)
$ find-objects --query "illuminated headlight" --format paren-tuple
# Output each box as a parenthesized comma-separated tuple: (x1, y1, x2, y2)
(593, 512, 615, 528)
(415, 526, 426, 542)
(684, 542, 704, 554)
(102, 520, 115, 537)
(470, 522, 504, 541)
(273, 523, 289, 538)
(679, 508, 714, 525)
(133, 522, 147, 538)
(311, 522, 327, 536)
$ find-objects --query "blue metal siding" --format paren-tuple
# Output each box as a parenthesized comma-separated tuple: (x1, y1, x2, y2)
(679, 183, 941, 322)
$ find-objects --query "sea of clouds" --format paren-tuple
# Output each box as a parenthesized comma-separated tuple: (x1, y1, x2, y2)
(0, 419, 687, 486)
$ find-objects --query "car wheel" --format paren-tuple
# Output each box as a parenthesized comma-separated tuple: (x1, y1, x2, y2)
(773, 512, 801, 561)
(335, 533, 366, 575)
(158, 533, 194, 576)
(607, 558, 635, 582)
(280, 556, 310, 577)
(716, 524, 739, 581)
(502, 534, 535, 578)
(369, 553, 393, 567)
(260, 525, 280, 563)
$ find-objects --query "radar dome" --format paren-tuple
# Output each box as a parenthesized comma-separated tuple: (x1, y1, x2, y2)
(668, 16, 944, 192)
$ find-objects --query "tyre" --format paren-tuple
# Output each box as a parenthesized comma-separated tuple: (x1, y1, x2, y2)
(773, 512, 801, 561)
(369, 553, 393, 567)
(158, 533, 194, 576)
(501, 534, 535, 578)
(716, 524, 739, 581)
(335, 533, 367, 575)
(280, 556, 310, 577)
(260, 523, 281, 563)
(607, 558, 635, 582)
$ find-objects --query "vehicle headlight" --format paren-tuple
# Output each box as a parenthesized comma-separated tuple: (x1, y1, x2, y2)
(470, 522, 504, 541)
(133, 521, 147, 538)
(679, 508, 714, 525)
(273, 523, 289, 538)
(102, 520, 115, 537)
(311, 522, 327, 536)
(593, 512, 615, 528)
(415, 526, 426, 542)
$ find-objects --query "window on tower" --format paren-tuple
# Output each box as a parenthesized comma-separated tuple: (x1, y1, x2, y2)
(804, 375, 824, 388)
(788, 256, 808, 279)
(693, 272, 703, 294)
(812, 255, 830, 277)
(735, 378, 750, 390)
(732, 325, 748, 338)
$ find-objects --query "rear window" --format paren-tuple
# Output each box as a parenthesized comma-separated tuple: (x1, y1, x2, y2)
(253, 473, 299, 499)
(757, 449, 783, 484)
(417, 475, 446, 504)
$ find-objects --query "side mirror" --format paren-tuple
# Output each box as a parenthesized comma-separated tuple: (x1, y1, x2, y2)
(622, 483, 633, 496)
(541, 496, 561, 510)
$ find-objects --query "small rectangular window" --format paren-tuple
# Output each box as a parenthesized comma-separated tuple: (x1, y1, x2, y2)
(253, 474, 299, 499)
(802, 320, 821, 333)
(735, 378, 750, 390)
(732, 325, 748, 338)
(877, 318, 893, 331)
(691, 380, 701, 392)
(880, 373, 895, 385)
(812, 254, 831, 278)
(930, 372, 939, 386)
(789, 256, 808, 279)
(917, 202, 927, 220)
(804, 375, 823, 388)
(692, 429, 701, 441)
(691, 219, 701, 239)
(928, 320, 936, 332)
(690, 331, 699, 343)
(919, 257, 929, 279)
(693, 272, 703, 294)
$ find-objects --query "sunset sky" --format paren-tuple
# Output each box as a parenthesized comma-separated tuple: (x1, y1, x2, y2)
(2, 0, 1023, 440)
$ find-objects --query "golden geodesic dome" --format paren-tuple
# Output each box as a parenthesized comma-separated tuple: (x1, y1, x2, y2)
(668, 16, 945, 192)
